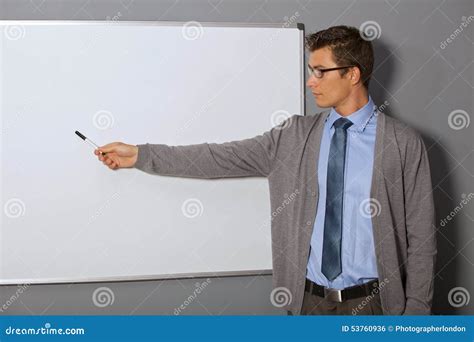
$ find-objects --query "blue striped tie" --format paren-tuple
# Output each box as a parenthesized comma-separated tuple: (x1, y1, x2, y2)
(321, 117, 353, 281)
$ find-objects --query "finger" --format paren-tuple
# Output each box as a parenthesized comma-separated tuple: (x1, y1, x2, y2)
(98, 142, 120, 154)
(110, 160, 119, 169)
(94, 148, 107, 156)
(107, 155, 120, 165)
(106, 156, 116, 164)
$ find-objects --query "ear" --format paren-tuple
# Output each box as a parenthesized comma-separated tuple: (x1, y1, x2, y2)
(350, 66, 362, 86)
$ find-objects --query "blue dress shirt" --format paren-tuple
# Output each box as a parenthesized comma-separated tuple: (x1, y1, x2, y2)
(306, 96, 379, 290)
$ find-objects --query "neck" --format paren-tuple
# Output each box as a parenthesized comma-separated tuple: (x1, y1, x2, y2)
(333, 91, 369, 117)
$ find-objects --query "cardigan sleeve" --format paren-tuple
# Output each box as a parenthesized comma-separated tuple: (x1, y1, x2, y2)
(401, 130, 437, 315)
(133, 116, 294, 179)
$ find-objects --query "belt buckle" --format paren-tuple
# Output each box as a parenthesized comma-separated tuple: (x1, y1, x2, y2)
(324, 288, 343, 302)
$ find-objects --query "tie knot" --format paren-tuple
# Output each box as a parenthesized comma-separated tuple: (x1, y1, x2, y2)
(333, 117, 353, 130)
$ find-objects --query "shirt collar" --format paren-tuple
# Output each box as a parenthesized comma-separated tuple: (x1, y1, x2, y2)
(325, 96, 377, 133)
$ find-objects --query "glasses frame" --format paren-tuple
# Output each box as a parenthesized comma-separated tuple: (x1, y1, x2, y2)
(307, 64, 356, 79)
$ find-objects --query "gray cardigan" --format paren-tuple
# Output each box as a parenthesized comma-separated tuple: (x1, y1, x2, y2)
(134, 110, 437, 315)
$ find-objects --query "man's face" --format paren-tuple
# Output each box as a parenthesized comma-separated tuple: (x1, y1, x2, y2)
(306, 47, 353, 108)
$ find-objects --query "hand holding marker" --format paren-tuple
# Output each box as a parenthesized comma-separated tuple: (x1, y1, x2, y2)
(75, 130, 139, 170)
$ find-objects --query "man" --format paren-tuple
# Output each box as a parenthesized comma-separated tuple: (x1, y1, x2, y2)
(95, 25, 436, 315)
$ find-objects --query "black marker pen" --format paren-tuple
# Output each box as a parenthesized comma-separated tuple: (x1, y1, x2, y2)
(75, 131, 107, 155)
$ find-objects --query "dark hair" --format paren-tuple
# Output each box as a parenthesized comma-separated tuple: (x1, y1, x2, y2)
(305, 25, 374, 89)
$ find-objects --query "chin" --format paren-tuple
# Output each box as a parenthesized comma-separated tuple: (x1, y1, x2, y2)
(315, 98, 332, 108)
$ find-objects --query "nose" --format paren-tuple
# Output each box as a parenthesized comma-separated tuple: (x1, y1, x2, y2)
(306, 74, 318, 88)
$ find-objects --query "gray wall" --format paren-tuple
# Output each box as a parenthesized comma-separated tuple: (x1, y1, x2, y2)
(1, 0, 472, 315)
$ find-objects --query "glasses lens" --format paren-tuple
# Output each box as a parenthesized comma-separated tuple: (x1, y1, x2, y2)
(308, 66, 323, 79)
(315, 69, 322, 78)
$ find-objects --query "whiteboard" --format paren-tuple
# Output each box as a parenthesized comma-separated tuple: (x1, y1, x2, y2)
(0, 21, 304, 284)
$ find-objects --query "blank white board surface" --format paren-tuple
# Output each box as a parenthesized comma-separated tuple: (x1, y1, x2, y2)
(0, 21, 304, 284)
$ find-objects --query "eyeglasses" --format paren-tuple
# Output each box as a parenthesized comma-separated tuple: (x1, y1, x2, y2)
(307, 64, 355, 79)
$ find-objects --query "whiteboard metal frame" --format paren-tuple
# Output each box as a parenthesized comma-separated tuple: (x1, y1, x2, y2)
(0, 270, 273, 286)
(0, 20, 305, 285)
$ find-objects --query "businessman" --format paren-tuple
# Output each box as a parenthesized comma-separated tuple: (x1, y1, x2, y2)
(95, 25, 436, 315)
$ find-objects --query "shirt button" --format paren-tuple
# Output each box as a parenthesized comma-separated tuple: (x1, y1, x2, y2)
(311, 192, 316, 197)
(306, 221, 311, 226)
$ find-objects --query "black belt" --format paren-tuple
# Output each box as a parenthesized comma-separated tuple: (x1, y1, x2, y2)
(305, 278, 379, 303)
